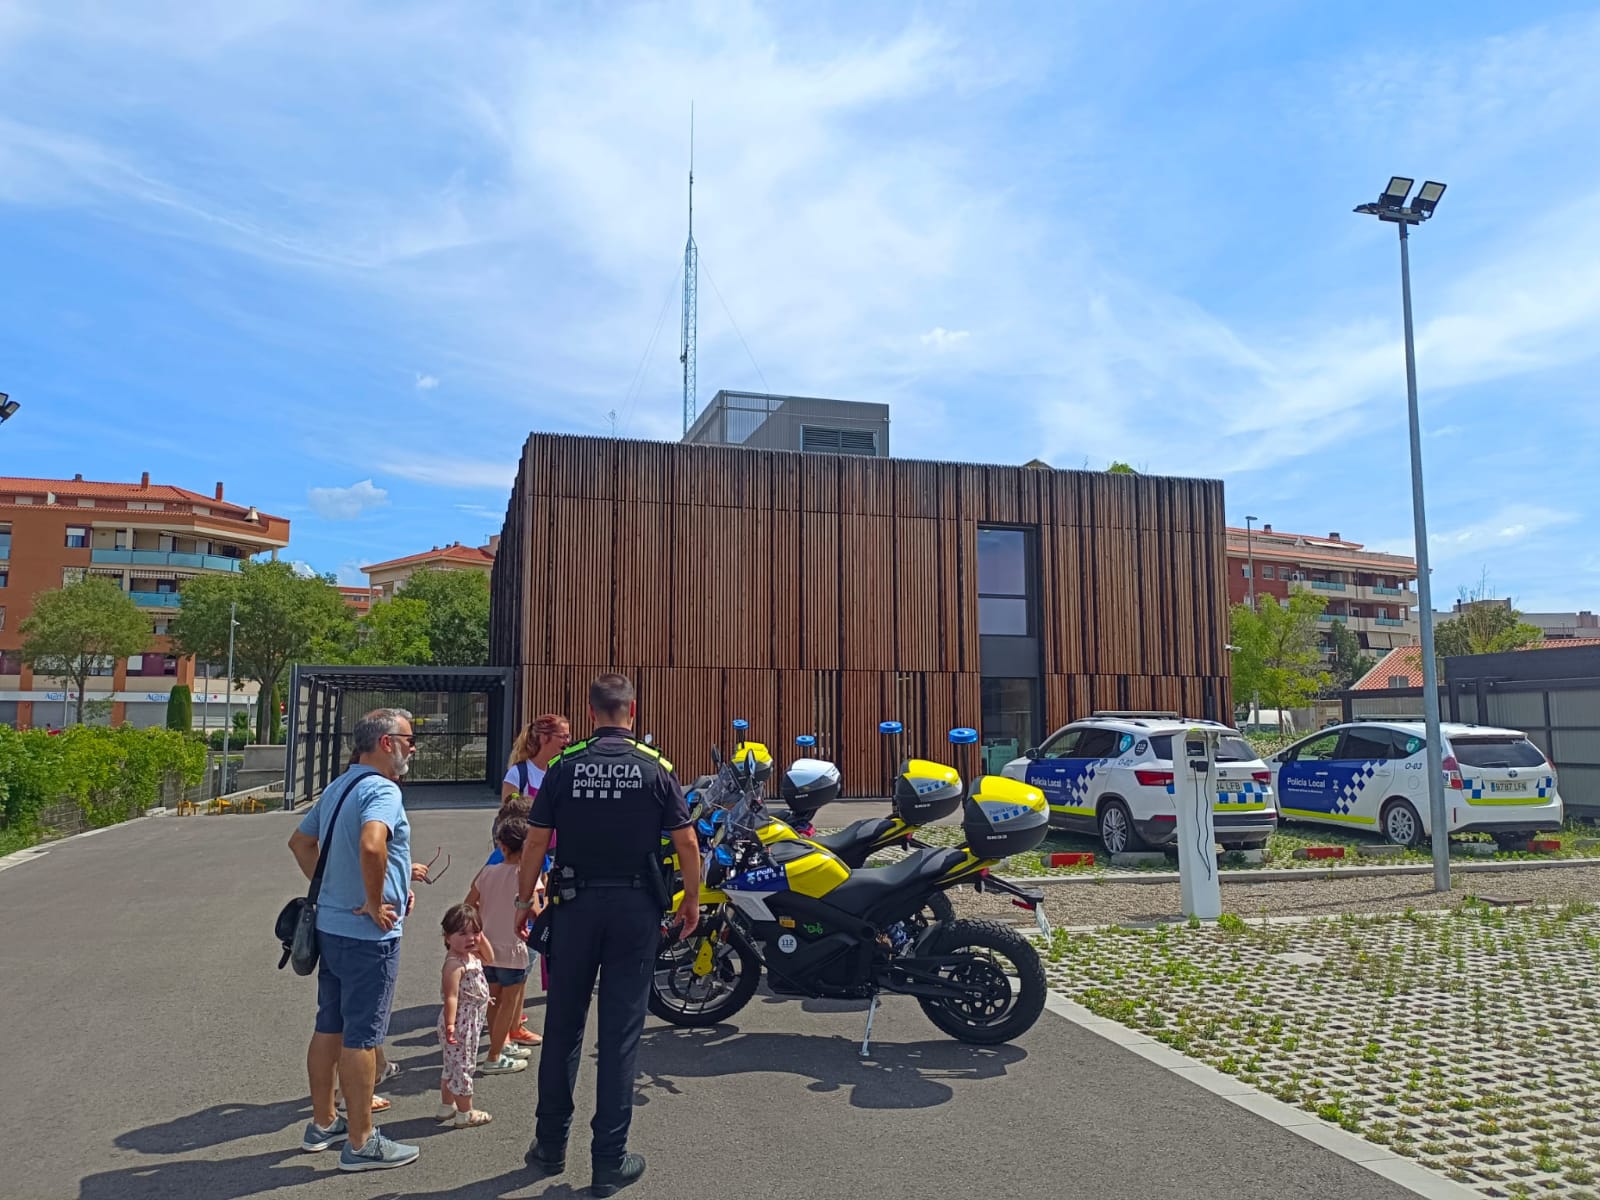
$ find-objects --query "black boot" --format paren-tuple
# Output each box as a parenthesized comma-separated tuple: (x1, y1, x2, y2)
(526, 1140, 566, 1175)
(590, 1152, 645, 1197)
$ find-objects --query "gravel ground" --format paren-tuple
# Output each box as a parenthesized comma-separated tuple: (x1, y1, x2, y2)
(948, 863, 1600, 927)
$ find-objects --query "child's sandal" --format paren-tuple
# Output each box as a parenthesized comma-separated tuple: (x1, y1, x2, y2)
(450, 1108, 492, 1128)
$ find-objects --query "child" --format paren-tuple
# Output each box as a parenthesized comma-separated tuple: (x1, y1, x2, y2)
(466, 816, 540, 1071)
(435, 903, 507, 1130)
(484, 798, 546, 1048)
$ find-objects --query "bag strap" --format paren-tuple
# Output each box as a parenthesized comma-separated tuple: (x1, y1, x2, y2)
(517, 761, 530, 795)
(307, 767, 379, 903)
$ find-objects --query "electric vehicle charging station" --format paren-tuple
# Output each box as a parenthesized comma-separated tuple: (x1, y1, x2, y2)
(1173, 725, 1223, 920)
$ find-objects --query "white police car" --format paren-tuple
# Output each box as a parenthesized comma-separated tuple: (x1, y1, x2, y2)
(1000, 713, 1277, 854)
(1267, 721, 1564, 847)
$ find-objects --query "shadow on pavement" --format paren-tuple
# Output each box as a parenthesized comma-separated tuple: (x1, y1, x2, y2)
(635, 1024, 1025, 1110)
(114, 1100, 314, 1155)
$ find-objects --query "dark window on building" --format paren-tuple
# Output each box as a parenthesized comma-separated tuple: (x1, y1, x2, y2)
(981, 677, 1037, 773)
(1262, 564, 1275, 579)
(800, 426, 878, 456)
(65, 526, 89, 549)
(0, 523, 10, 558)
(977, 527, 1031, 636)
(0, 649, 20, 674)
(0, 571, 7, 588)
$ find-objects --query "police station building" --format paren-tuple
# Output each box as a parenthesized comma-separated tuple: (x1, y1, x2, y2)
(489, 394, 1231, 797)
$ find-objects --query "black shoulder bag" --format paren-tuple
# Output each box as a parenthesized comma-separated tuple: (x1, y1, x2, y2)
(275, 769, 373, 975)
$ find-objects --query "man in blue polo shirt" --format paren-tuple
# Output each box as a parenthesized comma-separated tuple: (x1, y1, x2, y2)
(287, 707, 419, 1172)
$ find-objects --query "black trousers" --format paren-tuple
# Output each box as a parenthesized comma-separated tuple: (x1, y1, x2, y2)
(534, 887, 659, 1160)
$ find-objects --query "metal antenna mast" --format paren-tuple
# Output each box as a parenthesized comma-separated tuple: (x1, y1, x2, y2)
(680, 105, 698, 434)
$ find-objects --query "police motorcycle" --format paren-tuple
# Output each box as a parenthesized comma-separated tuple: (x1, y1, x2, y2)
(664, 719, 974, 926)
(649, 746, 1053, 1055)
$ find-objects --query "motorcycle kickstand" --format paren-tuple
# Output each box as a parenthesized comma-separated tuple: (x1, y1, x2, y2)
(860, 993, 880, 1059)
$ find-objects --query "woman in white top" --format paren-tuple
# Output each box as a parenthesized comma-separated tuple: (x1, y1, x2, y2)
(502, 712, 572, 801)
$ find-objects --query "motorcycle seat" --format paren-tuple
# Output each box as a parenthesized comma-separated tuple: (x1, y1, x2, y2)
(824, 847, 968, 917)
(811, 817, 898, 861)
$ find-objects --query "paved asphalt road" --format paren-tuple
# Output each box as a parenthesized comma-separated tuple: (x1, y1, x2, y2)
(0, 796, 1414, 1200)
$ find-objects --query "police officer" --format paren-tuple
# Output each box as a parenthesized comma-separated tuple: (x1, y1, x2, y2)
(516, 672, 700, 1197)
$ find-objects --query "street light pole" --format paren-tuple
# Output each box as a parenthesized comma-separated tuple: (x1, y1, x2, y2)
(218, 602, 238, 798)
(1356, 176, 1450, 892)
(1244, 515, 1260, 730)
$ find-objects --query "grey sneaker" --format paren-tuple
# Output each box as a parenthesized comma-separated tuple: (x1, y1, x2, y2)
(301, 1115, 348, 1153)
(338, 1127, 419, 1172)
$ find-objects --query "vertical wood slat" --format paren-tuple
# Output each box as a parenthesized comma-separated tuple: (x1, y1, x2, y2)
(494, 433, 1233, 795)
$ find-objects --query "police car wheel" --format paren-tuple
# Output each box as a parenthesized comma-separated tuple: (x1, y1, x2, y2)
(1382, 798, 1423, 848)
(1098, 800, 1141, 856)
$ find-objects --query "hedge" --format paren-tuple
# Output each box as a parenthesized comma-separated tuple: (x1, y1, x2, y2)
(0, 726, 207, 835)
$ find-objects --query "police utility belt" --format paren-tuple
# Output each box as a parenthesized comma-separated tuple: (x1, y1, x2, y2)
(550, 863, 670, 907)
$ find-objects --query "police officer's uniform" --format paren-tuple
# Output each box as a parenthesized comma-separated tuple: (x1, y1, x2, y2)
(525, 725, 691, 1168)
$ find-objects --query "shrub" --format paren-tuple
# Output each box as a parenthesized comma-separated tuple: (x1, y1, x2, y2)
(166, 685, 193, 731)
(0, 726, 206, 834)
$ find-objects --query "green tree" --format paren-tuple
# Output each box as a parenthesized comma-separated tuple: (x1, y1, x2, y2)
(165, 684, 193, 731)
(20, 578, 151, 725)
(1229, 592, 1332, 713)
(349, 597, 434, 666)
(1434, 590, 1542, 660)
(396, 568, 490, 665)
(1322, 620, 1375, 693)
(169, 561, 348, 741)
(1106, 461, 1137, 474)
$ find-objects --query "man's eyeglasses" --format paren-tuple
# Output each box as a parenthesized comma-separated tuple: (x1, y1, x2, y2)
(386, 733, 417, 747)
(420, 847, 450, 884)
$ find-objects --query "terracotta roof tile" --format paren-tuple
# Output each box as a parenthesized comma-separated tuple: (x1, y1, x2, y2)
(0, 474, 284, 522)
(360, 542, 496, 574)
(1352, 637, 1600, 691)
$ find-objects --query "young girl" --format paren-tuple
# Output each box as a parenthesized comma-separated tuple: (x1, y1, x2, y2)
(466, 816, 540, 1070)
(435, 903, 511, 1130)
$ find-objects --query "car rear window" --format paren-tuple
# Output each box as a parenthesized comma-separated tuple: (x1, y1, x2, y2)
(1216, 736, 1258, 762)
(1451, 738, 1547, 768)
(1150, 734, 1257, 762)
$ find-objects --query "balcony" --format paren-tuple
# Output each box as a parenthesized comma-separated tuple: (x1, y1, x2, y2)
(1371, 585, 1404, 596)
(92, 548, 244, 573)
(1309, 580, 1347, 592)
(130, 592, 183, 608)
(1374, 616, 1406, 626)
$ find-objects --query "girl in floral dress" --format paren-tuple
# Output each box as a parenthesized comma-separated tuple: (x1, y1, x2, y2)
(434, 903, 500, 1128)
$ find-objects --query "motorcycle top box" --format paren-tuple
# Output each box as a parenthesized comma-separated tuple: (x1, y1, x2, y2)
(781, 756, 842, 823)
(962, 776, 1049, 859)
(893, 759, 964, 824)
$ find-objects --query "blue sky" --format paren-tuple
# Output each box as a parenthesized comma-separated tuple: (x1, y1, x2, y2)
(2, 1, 1598, 609)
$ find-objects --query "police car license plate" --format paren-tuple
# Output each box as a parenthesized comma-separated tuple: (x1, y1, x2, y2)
(1217, 781, 1247, 793)
(1490, 781, 1530, 794)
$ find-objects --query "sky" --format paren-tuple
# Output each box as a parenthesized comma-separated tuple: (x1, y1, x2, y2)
(1, 1, 1597, 610)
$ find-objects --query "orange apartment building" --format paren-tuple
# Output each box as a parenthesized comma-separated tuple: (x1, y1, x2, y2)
(0, 473, 290, 729)
(361, 536, 498, 602)
(1226, 522, 1420, 659)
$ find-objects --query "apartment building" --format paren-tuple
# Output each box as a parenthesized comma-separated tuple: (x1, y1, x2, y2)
(362, 536, 498, 602)
(1226, 523, 1420, 657)
(0, 473, 290, 729)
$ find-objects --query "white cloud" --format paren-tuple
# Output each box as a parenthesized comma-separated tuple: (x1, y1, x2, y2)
(1371, 505, 1579, 564)
(335, 560, 366, 587)
(286, 560, 320, 579)
(919, 327, 970, 350)
(414, 372, 439, 390)
(378, 456, 512, 491)
(307, 478, 389, 520)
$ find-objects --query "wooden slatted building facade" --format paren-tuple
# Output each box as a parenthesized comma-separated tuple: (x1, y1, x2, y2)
(490, 434, 1230, 796)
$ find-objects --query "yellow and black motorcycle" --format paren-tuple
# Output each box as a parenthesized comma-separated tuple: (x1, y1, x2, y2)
(651, 754, 1052, 1054)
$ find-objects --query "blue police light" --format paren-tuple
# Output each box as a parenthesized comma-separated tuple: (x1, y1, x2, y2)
(796, 734, 817, 747)
(879, 721, 903, 735)
(948, 727, 978, 745)
(732, 718, 749, 731)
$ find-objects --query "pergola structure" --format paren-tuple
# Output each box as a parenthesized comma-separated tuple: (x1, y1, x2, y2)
(283, 664, 513, 809)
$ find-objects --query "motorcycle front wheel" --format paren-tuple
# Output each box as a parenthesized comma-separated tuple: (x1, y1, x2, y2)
(915, 918, 1046, 1045)
(648, 925, 761, 1027)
